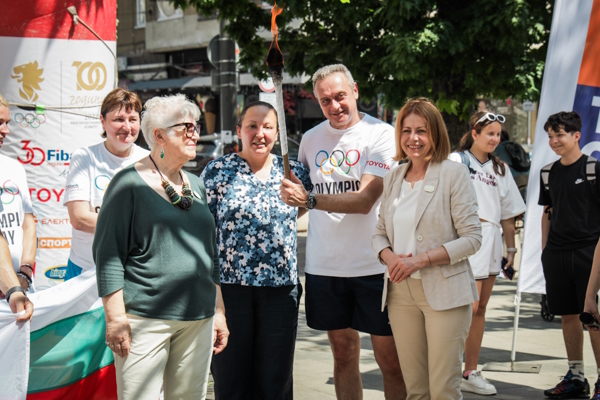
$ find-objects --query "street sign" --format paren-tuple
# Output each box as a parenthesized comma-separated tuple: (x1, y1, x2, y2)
(259, 77, 275, 93)
(522, 100, 535, 111)
(207, 35, 220, 68)
(259, 92, 277, 109)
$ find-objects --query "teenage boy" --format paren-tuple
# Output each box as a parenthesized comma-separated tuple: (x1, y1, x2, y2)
(539, 111, 600, 399)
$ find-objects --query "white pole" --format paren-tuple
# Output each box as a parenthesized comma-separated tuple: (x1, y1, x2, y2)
(527, 110, 532, 145)
(510, 291, 521, 368)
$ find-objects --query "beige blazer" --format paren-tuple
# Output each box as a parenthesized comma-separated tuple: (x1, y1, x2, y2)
(372, 159, 481, 311)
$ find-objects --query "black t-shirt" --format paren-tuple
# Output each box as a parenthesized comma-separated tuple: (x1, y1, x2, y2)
(538, 155, 600, 250)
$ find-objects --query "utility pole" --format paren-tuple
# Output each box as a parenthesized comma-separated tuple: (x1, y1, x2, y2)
(218, 18, 237, 143)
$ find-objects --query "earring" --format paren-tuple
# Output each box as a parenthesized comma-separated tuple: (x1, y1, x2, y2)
(160, 147, 164, 159)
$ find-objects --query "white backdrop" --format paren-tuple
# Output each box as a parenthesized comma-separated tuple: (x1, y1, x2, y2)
(0, 3, 116, 290)
(519, 0, 599, 294)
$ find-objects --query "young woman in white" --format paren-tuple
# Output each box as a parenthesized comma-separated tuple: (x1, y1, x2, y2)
(449, 111, 526, 395)
(63, 88, 149, 281)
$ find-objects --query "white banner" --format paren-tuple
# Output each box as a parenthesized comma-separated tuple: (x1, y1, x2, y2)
(0, 37, 115, 290)
(519, 0, 599, 293)
(0, 311, 29, 400)
(0, 269, 105, 398)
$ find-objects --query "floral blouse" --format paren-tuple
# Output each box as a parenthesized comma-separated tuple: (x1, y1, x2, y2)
(200, 153, 312, 287)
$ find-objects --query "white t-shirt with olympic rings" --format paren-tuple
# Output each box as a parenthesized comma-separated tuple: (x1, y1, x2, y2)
(63, 142, 148, 270)
(299, 113, 397, 277)
(0, 155, 34, 273)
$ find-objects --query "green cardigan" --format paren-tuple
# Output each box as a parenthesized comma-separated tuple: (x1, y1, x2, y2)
(93, 165, 219, 321)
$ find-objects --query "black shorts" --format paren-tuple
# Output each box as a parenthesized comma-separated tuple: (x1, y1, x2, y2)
(304, 272, 392, 336)
(541, 243, 595, 316)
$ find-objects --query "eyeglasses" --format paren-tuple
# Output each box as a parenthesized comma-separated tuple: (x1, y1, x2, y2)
(167, 122, 200, 138)
(475, 112, 505, 125)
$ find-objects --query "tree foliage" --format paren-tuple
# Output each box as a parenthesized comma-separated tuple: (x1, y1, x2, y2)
(173, 0, 552, 138)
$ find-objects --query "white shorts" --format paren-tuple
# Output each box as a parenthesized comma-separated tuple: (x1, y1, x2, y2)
(468, 222, 502, 280)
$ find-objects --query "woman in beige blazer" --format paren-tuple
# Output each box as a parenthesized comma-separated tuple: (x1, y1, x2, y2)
(372, 98, 482, 400)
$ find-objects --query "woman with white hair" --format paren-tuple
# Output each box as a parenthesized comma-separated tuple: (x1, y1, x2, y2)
(93, 94, 229, 400)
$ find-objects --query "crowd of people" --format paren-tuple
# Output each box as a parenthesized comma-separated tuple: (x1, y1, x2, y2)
(1, 62, 600, 400)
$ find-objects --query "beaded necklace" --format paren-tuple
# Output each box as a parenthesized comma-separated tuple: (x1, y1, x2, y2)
(149, 155, 193, 210)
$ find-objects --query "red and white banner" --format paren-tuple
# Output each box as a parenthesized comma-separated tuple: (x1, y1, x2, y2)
(519, 0, 600, 294)
(0, 1, 117, 290)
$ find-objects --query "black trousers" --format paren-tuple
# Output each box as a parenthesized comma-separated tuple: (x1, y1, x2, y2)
(211, 283, 302, 400)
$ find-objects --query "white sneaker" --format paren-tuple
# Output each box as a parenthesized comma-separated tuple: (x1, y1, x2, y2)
(461, 370, 497, 395)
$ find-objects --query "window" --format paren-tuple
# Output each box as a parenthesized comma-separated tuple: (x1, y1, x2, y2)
(135, 0, 146, 28)
(156, 0, 184, 21)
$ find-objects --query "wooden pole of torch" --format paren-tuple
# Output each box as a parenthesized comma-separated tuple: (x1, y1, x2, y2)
(271, 73, 290, 180)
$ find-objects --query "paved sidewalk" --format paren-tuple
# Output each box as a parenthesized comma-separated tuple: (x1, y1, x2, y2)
(292, 233, 598, 399)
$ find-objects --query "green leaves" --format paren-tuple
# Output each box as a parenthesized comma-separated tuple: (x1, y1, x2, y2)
(170, 0, 552, 135)
(436, 94, 460, 116)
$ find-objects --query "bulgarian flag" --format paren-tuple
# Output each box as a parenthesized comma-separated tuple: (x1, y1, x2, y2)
(0, 270, 116, 399)
(520, 0, 600, 294)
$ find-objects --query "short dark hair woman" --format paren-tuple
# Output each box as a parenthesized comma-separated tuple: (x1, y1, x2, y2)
(200, 101, 311, 399)
(64, 88, 148, 281)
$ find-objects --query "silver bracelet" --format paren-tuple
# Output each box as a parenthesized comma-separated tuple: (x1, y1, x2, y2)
(507, 247, 518, 253)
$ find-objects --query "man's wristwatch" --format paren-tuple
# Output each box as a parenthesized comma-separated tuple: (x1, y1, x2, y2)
(306, 193, 317, 210)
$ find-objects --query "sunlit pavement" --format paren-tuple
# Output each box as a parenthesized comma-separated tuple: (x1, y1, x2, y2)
(292, 232, 597, 399)
(206, 232, 594, 399)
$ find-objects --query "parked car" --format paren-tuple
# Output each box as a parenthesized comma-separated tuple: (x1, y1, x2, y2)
(183, 134, 224, 176)
(271, 137, 300, 161)
(183, 134, 302, 175)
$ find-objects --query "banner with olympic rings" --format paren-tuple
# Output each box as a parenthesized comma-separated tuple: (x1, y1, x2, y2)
(520, 0, 600, 294)
(14, 112, 47, 129)
(0, 1, 117, 290)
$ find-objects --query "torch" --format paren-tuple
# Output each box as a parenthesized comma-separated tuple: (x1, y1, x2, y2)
(266, 3, 290, 180)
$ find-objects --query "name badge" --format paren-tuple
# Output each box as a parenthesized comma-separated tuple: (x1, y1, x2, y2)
(424, 185, 435, 193)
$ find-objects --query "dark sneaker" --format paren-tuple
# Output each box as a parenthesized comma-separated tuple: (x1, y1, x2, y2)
(591, 378, 600, 400)
(543, 370, 590, 399)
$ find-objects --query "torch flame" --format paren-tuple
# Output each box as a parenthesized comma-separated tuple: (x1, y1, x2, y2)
(267, 3, 284, 68)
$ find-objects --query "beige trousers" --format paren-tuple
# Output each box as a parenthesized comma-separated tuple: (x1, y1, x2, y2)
(113, 314, 214, 400)
(387, 278, 471, 400)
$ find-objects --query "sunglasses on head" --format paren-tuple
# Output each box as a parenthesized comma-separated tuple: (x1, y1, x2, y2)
(167, 122, 200, 138)
(475, 112, 505, 125)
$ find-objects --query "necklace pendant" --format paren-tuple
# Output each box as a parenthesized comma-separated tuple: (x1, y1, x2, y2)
(149, 155, 193, 210)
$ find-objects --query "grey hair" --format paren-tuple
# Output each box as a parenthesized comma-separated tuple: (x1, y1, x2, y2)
(0, 94, 8, 108)
(312, 64, 355, 94)
(141, 94, 201, 150)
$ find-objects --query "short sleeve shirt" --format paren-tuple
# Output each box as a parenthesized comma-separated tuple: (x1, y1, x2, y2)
(298, 113, 398, 277)
(449, 150, 526, 227)
(200, 154, 312, 287)
(63, 142, 149, 269)
(538, 155, 600, 250)
(0, 155, 33, 272)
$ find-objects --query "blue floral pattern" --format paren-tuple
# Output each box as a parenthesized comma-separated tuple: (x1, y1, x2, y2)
(200, 153, 312, 287)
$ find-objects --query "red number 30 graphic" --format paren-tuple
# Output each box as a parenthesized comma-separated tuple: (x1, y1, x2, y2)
(18, 140, 45, 166)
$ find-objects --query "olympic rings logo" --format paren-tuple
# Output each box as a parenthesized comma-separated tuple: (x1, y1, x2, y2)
(315, 149, 360, 175)
(0, 180, 20, 205)
(15, 113, 46, 129)
(95, 175, 111, 191)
